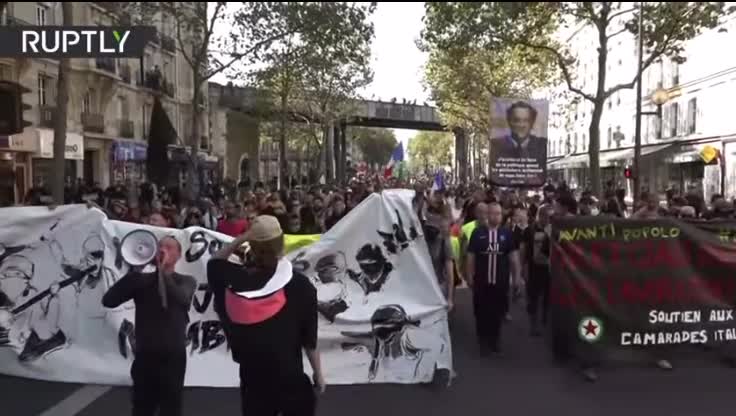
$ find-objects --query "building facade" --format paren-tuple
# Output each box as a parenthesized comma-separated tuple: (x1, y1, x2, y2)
(0, 2, 223, 206)
(545, 7, 736, 202)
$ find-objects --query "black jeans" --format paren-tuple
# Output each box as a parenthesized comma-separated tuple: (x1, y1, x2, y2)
(131, 350, 186, 416)
(240, 372, 316, 416)
(527, 265, 550, 324)
(473, 282, 509, 348)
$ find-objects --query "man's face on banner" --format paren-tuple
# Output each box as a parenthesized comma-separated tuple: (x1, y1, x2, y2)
(509, 107, 534, 139)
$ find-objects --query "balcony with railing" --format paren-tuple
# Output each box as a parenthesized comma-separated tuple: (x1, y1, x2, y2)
(161, 34, 176, 53)
(120, 65, 131, 83)
(96, 57, 116, 74)
(119, 119, 135, 138)
(82, 112, 105, 133)
(4, 15, 33, 26)
(39, 106, 57, 128)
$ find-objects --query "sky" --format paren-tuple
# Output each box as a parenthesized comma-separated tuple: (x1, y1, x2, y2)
(210, 2, 428, 151)
(364, 2, 428, 148)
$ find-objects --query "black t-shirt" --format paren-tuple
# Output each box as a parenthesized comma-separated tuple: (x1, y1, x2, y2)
(467, 226, 519, 287)
(207, 259, 317, 392)
(522, 223, 550, 270)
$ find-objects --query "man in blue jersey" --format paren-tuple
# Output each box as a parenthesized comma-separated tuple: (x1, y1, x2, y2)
(466, 202, 523, 355)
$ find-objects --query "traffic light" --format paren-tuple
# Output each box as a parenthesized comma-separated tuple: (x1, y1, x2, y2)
(0, 80, 32, 136)
(624, 166, 633, 179)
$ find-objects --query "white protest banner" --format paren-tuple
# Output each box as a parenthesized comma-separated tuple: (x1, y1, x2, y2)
(0, 190, 452, 386)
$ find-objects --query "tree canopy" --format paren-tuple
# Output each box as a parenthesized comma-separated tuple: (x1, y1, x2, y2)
(239, 2, 376, 187)
(351, 127, 398, 167)
(407, 131, 454, 173)
(422, 2, 733, 196)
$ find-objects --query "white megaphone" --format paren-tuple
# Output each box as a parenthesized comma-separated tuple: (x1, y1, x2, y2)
(120, 230, 159, 267)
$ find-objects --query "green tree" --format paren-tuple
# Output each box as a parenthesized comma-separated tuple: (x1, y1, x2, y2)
(421, 39, 556, 134)
(407, 131, 453, 174)
(246, 2, 375, 189)
(422, 2, 732, 197)
(351, 127, 397, 167)
(125, 2, 325, 199)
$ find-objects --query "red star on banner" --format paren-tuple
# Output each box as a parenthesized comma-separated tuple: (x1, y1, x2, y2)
(584, 320, 598, 336)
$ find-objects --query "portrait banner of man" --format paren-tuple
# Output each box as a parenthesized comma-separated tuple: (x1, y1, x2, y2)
(488, 98, 549, 187)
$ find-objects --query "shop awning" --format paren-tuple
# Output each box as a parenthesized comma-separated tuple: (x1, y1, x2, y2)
(548, 153, 588, 170)
(599, 144, 673, 166)
(668, 145, 711, 164)
(599, 148, 633, 167)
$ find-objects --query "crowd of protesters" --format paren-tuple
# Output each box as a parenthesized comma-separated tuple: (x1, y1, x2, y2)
(17, 173, 736, 386)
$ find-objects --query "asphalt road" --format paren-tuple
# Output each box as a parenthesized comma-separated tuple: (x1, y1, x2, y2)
(2, 288, 735, 416)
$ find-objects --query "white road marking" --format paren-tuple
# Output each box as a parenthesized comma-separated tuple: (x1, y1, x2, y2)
(38, 385, 112, 416)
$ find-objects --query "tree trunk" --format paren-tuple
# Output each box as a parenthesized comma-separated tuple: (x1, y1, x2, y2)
(279, 94, 288, 190)
(52, 3, 72, 204)
(325, 122, 335, 182)
(588, 102, 603, 197)
(187, 83, 202, 203)
(589, 16, 610, 198)
(339, 122, 347, 184)
(333, 124, 341, 182)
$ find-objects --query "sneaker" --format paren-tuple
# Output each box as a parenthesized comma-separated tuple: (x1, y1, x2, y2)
(19, 330, 67, 362)
(656, 359, 673, 370)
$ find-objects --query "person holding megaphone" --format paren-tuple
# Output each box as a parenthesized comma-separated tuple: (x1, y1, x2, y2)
(102, 235, 196, 416)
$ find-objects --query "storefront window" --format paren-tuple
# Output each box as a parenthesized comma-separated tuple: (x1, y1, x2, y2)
(32, 158, 76, 188)
(668, 161, 704, 194)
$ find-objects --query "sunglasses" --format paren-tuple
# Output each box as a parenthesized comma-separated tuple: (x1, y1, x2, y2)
(89, 250, 104, 259)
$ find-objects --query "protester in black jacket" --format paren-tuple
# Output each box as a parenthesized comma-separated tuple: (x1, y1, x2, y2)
(102, 236, 196, 416)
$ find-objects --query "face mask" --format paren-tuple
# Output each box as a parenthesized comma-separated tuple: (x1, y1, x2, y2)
(590, 208, 600, 216)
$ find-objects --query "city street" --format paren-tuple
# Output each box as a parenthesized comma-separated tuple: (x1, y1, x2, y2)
(2, 288, 734, 416)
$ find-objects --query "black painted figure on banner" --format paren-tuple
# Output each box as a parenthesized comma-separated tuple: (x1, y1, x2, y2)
(0, 244, 29, 266)
(377, 209, 419, 254)
(7, 248, 70, 363)
(207, 215, 325, 416)
(348, 244, 394, 296)
(314, 253, 349, 322)
(466, 202, 522, 355)
(102, 236, 197, 416)
(0, 256, 39, 347)
(341, 305, 426, 382)
(0, 218, 80, 362)
(64, 234, 123, 320)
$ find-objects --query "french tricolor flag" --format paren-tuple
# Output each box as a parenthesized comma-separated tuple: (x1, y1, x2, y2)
(383, 142, 405, 179)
